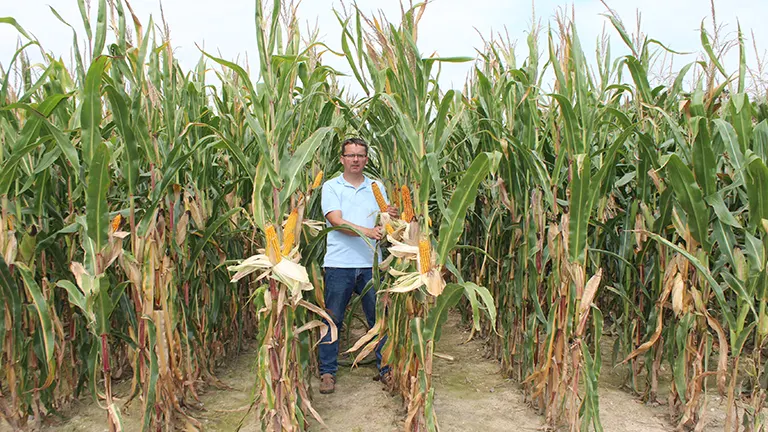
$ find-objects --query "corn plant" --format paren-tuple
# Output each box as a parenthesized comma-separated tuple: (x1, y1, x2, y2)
(4, 1, 768, 432)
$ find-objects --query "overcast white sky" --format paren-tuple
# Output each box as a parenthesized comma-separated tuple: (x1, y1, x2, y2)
(2, 0, 767, 93)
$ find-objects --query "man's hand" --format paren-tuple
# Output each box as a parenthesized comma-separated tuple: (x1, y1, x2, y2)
(366, 226, 384, 241)
(386, 205, 399, 219)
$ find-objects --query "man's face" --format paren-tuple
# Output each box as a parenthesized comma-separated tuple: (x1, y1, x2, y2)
(340, 143, 368, 175)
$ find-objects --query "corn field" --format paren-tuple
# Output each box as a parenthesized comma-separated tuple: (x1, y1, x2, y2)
(1, 0, 768, 431)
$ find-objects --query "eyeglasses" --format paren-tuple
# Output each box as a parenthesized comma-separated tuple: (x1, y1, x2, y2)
(342, 154, 367, 160)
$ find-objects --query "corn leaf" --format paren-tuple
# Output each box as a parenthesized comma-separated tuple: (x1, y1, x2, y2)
(436, 152, 492, 265)
(665, 154, 711, 250)
(86, 142, 111, 251)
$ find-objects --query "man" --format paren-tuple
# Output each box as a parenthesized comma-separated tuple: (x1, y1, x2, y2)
(318, 137, 397, 394)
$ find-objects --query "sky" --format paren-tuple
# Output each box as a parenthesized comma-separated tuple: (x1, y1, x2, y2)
(2, 0, 767, 94)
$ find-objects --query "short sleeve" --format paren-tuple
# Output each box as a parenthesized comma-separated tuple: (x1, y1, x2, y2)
(321, 181, 341, 217)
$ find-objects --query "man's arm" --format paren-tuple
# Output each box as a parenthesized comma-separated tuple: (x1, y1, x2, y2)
(325, 210, 383, 240)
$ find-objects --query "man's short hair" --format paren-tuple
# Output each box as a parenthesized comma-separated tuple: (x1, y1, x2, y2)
(341, 137, 368, 155)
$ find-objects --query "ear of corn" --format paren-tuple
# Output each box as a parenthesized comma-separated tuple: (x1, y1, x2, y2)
(110, 214, 122, 233)
(418, 237, 431, 274)
(266, 224, 282, 264)
(311, 171, 324, 189)
(282, 208, 299, 255)
(372, 182, 395, 234)
(401, 185, 414, 222)
(372, 182, 388, 211)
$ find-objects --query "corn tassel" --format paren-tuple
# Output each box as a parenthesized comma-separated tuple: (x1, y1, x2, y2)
(311, 171, 324, 189)
(282, 209, 298, 255)
(418, 237, 431, 275)
(401, 185, 414, 222)
(372, 183, 395, 234)
(265, 224, 282, 264)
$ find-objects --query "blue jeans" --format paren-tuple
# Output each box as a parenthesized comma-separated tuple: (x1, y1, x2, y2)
(318, 267, 388, 377)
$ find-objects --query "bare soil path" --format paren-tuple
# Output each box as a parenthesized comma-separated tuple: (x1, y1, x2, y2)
(3, 310, 728, 431)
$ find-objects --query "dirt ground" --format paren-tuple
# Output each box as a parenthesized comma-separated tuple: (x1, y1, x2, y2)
(2, 311, 729, 432)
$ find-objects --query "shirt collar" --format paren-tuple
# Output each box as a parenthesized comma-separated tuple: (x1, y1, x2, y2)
(336, 174, 371, 189)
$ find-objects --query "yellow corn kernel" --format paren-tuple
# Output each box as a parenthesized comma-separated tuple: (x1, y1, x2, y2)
(265, 224, 282, 263)
(372, 182, 394, 234)
(282, 209, 298, 255)
(111, 214, 122, 232)
(401, 185, 414, 222)
(418, 237, 431, 274)
(311, 171, 324, 189)
(371, 182, 388, 212)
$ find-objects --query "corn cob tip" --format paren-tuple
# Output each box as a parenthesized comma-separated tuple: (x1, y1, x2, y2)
(372, 182, 388, 212)
(111, 214, 122, 232)
(282, 209, 299, 255)
(418, 237, 431, 274)
(401, 185, 414, 223)
(265, 224, 282, 263)
(311, 171, 324, 189)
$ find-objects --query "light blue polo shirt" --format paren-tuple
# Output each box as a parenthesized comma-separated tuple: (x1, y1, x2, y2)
(321, 174, 388, 268)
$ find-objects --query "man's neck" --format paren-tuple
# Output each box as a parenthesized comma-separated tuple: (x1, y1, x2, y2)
(342, 172, 365, 187)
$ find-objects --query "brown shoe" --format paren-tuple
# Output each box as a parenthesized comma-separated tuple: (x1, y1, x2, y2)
(319, 373, 335, 394)
(378, 370, 392, 387)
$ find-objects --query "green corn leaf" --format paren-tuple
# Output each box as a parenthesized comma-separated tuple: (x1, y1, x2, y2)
(588, 124, 635, 209)
(0, 256, 22, 335)
(77, 0, 92, 42)
(692, 118, 717, 197)
(744, 231, 766, 273)
(44, 119, 80, 180)
(705, 193, 742, 229)
(665, 154, 711, 250)
(105, 85, 138, 195)
(422, 283, 464, 345)
(754, 120, 768, 162)
(142, 319, 160, 431)
(56, 280, 87, 314)
(746, 157, 768, 231)
(184, 207, 242, 281)
(16, 263, 55, 379)
(712, 221, 738, 268)
(625, 56, 653, 104)
(700, 21, 728, 78)
(93, 278, 127, 336)
(462, 282, 497, 334)
(0, 41, 39, 103)
(279, 127, 332, 206)
(729, 94, 753, 155)
(92, 0, 107, 58)
(0, 17, 34, 40)
(550, 94, 581, 154)
(713, 119, 745, 185)
(201, 50, 257, 105)
(136, 136, 210, 236)
(86, 142, 111, 251)
(569, 154, 591, 264)
(738, 24, 746, 93)
(81, 56, 109, 166)
(436, 152, 492, 265)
